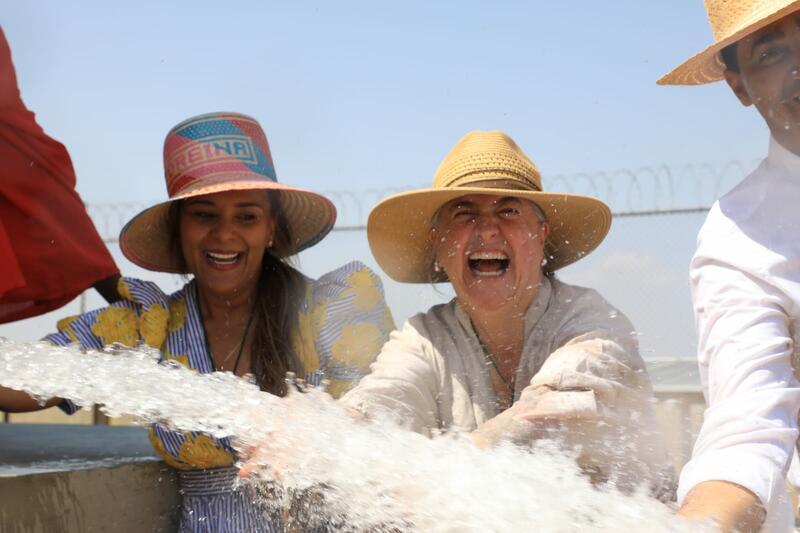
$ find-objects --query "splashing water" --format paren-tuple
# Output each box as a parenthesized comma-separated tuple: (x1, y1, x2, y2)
(0, 339, 709, 532)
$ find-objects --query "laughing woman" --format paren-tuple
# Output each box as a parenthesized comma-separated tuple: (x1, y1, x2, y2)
(0, 112, 394, 532)
(341, 131, 671, 494)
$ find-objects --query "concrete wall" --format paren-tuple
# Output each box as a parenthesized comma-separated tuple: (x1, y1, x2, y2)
(0, 425, 179, 532)
(0, 462, 179, 533)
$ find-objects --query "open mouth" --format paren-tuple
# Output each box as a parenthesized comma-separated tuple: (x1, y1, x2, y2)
(467, 251, 510, 277)
(205, 251, 242, 267)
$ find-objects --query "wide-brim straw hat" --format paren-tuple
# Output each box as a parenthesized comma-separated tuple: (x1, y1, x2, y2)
(120, 112, 336, 273)
(367, 131, 611, 283)
(659, 0, 800, 85)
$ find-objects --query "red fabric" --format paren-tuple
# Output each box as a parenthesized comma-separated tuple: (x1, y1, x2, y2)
(0, 28, 119, 323)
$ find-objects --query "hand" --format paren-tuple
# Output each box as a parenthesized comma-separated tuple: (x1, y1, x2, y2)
(238, 373, 361, 479)
(513, 385, 601, 422)
(238, 441, 291, 479)
(471, 385, 601, 449)
(237, 373, 310, 479)
(679, 481, 766, 533)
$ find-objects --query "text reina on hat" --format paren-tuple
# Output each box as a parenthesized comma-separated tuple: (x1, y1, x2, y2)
(167, 135, 259, 181)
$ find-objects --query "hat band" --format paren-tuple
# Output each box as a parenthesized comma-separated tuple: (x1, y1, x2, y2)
(443, 171, 542, 192)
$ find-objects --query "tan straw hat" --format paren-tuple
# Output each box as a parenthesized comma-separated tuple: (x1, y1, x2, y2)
(120, 112, 336, 273)
(367, 131, 611, 283)
(659, 0, 800, 85)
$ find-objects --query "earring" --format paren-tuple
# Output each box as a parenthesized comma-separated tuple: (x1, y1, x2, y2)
(433, 260, 442, 272)
(540, 257, 548, 267)
(268, 239, 274, 248)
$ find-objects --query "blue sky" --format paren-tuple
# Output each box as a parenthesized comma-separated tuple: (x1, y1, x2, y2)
(0, 2, 774, 359)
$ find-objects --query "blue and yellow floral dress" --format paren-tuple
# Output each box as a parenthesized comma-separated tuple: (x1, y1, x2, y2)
(47, 261, 394, 532)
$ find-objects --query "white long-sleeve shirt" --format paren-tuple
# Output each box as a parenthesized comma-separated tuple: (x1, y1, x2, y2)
(680, 136, 800, 532)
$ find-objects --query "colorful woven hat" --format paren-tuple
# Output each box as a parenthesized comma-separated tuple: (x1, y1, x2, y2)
(659, 0, 800, 85)
(120, 112, 336, 273)
(367, 131, 611, 283)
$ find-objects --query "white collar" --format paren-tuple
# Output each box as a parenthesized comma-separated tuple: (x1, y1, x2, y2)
(766, 136, 800, 177)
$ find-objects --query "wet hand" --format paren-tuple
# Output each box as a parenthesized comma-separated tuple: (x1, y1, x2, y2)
(470, 385, 600, 448)
(511, 385, 599, 423)
(237, 373, 312, 479)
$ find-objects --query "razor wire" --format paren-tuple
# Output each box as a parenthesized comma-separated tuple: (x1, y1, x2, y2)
(87, 159, 758, 242)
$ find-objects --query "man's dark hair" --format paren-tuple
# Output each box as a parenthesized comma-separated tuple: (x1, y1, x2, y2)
(720, 42, 739, 72)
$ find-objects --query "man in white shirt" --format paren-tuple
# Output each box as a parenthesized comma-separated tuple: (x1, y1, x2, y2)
(659, 1, 800, 532)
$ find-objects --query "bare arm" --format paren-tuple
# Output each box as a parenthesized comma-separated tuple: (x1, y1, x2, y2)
(0, 385, 62, 412)
(679, 481, 765, 533)
(93, 273, 122, 304)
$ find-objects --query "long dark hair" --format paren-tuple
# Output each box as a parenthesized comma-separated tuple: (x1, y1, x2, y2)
(168, 190, 305, 396)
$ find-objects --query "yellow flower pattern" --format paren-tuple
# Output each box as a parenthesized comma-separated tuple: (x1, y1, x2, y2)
(330, 322, 385, 372)
(326, 378, 352, 399)
(147, 428, 185, 470)
(91, 307, 139, 346)
(141, 303, 169, 349)
(168, 298, 186, 333)
(380, 305, 395, 336)
(341, 269, 383, 310)
(56, 315, 80, 343)
(163, 346, 191, 369)
(117, 278, 134, 302)
(294, 285, 321, 372)
(177, 434, 235, 468)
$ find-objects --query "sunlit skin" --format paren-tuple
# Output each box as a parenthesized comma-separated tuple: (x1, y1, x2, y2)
(679, 480, 765, 533)
(180, 190, 275, 373)
(431, 194, 549, 317)
(725, 13, 800, 155)
(180, 190, 275, 306)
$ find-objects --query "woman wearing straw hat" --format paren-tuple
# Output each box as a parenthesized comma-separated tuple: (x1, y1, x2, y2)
(339, 131, 671, 493)
(0, 112, 394, 532)
(660, 2, 800, 531)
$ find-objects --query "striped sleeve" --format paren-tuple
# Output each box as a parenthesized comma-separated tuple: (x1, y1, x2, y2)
(309, 261, 395, 398)
(44, 277, 167, 414)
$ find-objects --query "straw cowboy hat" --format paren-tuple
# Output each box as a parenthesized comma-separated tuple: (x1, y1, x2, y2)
(367, 131, 611, 283)
(659, 0, 800, 85)
(120, 112, 336, 273)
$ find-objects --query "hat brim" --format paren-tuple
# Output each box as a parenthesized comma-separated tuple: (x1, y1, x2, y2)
(658, 1, 800, 85)
(119, 178, 336, 273)
(367, 187, 611, 283)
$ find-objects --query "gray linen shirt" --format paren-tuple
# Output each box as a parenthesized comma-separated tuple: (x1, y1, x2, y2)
(341, 276, 669, 489)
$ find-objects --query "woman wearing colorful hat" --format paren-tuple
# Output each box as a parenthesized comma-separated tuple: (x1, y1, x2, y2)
(339, 131, 671, 492)
(0, 112, 394, 532)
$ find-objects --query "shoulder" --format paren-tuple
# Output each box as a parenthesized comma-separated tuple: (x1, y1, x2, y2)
(548, 278, 620, 316)
(693, 187, 789, 282)
(306, 261, 387, 310)
(388, 300, 462, 357)
(302, 262, 394, 375)
(405, 300, 457, 333)
(697, 160, 789, 256)
(116, 277, 181, 307)
(695, 200, 744, 253)
(546, 278, 636, 340)
(47, 277, 187, 349)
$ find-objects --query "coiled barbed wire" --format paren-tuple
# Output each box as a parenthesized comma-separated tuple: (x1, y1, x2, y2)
(87, 160, 758, 242)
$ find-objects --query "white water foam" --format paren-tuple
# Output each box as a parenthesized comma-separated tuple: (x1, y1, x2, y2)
(0, 339, 710, 532)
